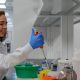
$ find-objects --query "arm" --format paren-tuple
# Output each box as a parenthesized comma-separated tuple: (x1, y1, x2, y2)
(0, 43, 33, 69)
(0, 28, 44, 69)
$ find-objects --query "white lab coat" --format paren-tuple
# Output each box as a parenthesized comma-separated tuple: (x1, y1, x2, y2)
(0, 42, 33, 80)
(0, 42, 7, 55)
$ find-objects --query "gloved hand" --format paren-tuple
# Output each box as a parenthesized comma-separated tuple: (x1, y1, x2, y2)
(29, 28, 44, 49)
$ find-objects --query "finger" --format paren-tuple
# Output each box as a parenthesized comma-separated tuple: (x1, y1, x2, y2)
(31, 27, 35, 36)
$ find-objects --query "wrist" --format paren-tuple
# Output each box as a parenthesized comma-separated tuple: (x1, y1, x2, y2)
(16, 43, 34, 55)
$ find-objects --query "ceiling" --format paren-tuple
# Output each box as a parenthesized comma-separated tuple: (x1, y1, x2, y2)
(6, 0, 13, 11)
(34, 0, 80, 27)
(0, 0, 80, 27)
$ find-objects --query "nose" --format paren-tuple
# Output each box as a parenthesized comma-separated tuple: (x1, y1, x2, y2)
(0, 26, 3, 31)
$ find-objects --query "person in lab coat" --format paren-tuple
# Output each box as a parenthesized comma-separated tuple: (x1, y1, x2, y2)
(0, 11, 44, 80)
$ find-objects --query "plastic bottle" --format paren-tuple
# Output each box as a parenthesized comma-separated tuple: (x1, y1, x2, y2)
(42, 60, 48, 70)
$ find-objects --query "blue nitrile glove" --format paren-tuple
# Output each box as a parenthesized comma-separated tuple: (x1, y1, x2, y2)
(29, 28, 44, 49)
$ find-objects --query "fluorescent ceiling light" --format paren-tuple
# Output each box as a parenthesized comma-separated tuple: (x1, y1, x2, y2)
(0, 5, 6, 8)
(0, 0, 6, 4)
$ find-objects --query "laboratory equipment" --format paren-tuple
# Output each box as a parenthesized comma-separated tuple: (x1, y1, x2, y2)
(48, 71, 59, 79)
(34, 28, 49, 69)
(40, 69, 50, 80)
(15, 64, 40, 78)
(42, 60, 49, 69)
(50, 63, 57, 71)
(58, 59, 72, 71)
(30, 28, 44, 49)
(41, 49, 49, 69)
(72, 50, 80, 80)
(58, 65, 77, 80)
(43, 76, 58, 80)
(50, 59, 60, 71)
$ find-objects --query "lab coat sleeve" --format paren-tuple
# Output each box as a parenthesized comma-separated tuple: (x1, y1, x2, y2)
(0, 43, 33, 69)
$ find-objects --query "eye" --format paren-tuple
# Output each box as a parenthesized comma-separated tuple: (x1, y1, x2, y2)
(0, 24, 3, 26)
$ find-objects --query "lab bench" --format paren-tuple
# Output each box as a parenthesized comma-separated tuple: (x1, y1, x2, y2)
(17, 78, 39, 80)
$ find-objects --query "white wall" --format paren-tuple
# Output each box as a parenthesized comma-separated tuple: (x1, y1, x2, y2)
(46, 26, 62, 59)
(74, 23, 80, 51)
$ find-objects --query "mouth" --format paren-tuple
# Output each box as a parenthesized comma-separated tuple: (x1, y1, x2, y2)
(0, 30, 6, 37)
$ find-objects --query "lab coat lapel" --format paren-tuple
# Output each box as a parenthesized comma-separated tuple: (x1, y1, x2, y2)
(0, 42, 7, 54)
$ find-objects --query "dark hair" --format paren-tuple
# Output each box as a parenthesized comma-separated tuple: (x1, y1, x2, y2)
(0, 11, 5, 16)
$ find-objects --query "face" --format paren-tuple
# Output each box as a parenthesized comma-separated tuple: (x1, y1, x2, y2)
(0, 15, 7, 38)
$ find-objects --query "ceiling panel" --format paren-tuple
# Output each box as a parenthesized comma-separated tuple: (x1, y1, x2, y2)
(35, 0, 80, 27)
(35, 16, 60, 27)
